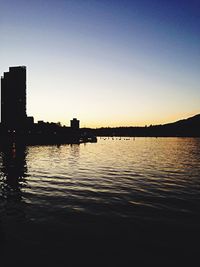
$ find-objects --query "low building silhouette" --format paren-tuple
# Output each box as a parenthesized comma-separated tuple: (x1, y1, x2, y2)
(70, 118, 80, 129)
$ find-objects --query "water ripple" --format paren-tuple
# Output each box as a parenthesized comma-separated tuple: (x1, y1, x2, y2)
(0, 138, 200, 226)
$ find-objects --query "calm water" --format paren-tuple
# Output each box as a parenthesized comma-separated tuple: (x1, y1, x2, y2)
(1, 137, 200, 227)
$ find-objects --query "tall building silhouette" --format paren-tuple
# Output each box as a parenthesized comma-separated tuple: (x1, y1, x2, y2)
(1, 66, 27, 130)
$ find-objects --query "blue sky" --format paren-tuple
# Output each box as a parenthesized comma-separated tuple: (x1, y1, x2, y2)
(0, 0, 200, 127)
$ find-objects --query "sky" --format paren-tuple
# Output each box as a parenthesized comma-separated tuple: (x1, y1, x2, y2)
(0, 0, 200, 128)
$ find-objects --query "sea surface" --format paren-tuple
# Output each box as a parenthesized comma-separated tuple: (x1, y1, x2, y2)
(0, 137, 200, 265)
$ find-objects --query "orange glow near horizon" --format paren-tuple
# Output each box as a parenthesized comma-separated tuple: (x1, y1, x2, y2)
(31, 110, 198, 129)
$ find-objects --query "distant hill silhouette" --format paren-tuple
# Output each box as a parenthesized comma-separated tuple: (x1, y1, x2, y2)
(91, 114, 200, 137)
(154, 114, 200, 137)
(164, 114, 200, 128)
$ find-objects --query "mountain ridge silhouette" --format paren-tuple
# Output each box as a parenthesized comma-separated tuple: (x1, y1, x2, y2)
(91, 114, 200, 137)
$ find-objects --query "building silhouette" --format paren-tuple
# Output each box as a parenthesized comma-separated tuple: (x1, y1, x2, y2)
(70, 118, 80, 129)
(0, 66, 98, 144)
(1, 66, 27, 130)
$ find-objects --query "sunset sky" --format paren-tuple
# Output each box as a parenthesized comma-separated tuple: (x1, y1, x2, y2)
(0, 0, 200, 127)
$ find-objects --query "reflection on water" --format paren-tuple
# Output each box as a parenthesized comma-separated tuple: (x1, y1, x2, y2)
(0, 144, 27, 201)
(0, 144, 28, 223)
(0, 138, 200, 226)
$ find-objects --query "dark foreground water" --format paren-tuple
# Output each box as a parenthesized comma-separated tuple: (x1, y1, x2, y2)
(0, 138, 200, 266)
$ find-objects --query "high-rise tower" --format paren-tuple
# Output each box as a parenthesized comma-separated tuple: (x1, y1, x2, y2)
(1, 66, 27, 130)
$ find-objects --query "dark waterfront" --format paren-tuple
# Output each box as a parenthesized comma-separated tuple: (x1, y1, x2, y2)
(1, 137, 200, 266)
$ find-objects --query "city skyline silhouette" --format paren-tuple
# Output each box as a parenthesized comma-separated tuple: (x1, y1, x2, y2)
(0, 65, 199, 141)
